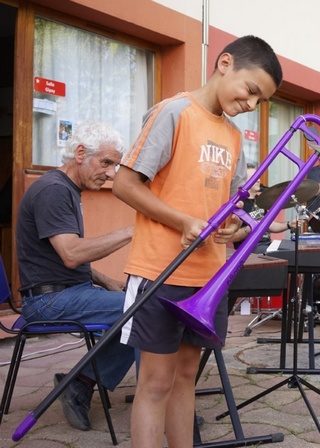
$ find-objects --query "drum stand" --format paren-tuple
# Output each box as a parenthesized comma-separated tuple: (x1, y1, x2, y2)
(243, 296, 282, 336)
(216, 221, 320, 431)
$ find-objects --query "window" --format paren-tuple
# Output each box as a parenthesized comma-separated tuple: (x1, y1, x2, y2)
(268, 100, 304, 222)
(231, 100, 304, 180)
(32, 17, 155, 166)
(268, 99, 303, 186)
(230, 108, 260, 166)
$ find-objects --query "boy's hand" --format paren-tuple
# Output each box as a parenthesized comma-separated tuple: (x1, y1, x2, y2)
(181, 217, 208, 249)
(214, 215, 242, 244)
(213, 201, 243, 244)
(180, 201, 243, 247)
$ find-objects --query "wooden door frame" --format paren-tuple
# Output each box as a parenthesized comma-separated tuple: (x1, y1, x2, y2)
(10, 1, 163, 303)
(11, 1, 35, 302)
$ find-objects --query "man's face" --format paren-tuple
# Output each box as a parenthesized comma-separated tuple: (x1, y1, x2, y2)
(80, 145, 121, 190)
(217, 58, 277, 117)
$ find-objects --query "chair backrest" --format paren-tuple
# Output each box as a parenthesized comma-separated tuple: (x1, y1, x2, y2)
(0, 255, 11, 304)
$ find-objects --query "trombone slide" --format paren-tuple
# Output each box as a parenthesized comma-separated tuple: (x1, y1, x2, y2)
(159, 114, 320, 344)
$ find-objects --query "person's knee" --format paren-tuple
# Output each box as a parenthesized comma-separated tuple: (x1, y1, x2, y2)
(137, 368, 175, 401)
(176, 362, 198, 383)
(139, 376, 173, 401)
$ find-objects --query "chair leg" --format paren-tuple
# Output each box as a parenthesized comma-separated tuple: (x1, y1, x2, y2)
(0, 334, 26, 422)
(88, 334, 111, 409)
(87, 332, 118, 445)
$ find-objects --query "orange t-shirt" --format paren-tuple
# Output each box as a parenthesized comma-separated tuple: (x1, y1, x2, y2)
(122, 93, 245, 287)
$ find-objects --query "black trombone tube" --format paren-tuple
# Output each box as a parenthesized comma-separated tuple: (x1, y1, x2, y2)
(12, 236, 204, 441)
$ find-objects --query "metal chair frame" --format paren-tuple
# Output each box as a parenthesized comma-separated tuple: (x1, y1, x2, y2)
(0, 255, 118, 445)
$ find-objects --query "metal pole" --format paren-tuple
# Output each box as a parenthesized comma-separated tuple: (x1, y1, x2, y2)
(201, 0, 209, 86)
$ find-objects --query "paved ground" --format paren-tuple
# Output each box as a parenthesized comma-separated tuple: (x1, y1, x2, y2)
(1, 310, 320, 448)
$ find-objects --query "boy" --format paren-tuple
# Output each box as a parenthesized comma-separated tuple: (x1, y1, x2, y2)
(113, 35, 283, 447)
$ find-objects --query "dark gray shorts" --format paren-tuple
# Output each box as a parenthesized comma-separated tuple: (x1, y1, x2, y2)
(120, 276, 228, 354)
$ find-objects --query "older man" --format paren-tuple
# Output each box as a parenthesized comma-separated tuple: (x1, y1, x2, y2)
(16, 122, 135, 431)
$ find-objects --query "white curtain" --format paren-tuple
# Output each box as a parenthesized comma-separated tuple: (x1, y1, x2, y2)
(33, 18, 153, 166)
(268, 100, 303, 187)
(231, 109, 260, 165)
(268, 100, 303, 222)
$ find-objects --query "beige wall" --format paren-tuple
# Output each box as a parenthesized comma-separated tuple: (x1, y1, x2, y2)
(82, 187, 136, 282)
(154, 0, 320, 72)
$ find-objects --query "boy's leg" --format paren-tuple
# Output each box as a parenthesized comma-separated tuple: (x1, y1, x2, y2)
(131, 350, 179, 448)
(122, 277, 203, 446)
(165, 343, 201, 448)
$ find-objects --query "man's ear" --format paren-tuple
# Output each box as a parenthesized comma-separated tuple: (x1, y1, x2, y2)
(75, 145, 86, 164)
(217, 52, 233, 74)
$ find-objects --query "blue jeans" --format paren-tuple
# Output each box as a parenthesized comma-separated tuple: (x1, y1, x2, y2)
(22, 281, 135, 390)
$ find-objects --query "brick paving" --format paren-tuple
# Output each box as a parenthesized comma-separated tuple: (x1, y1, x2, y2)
(1, 312, 320, 447)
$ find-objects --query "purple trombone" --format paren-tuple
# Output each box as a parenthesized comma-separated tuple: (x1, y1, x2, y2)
(12, 114, 320, 441)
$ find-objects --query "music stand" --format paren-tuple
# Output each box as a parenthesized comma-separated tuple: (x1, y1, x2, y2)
(216, 221, 320, 431)
(192, 349, 284, 448)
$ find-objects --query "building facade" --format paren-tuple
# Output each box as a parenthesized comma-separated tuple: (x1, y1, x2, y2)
(1, 0, 320, 301)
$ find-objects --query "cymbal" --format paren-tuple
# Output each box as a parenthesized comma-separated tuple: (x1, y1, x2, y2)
(255, 179, 319, 210)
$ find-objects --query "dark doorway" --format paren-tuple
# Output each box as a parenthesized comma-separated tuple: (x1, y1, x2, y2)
(0, 3, 16, 282)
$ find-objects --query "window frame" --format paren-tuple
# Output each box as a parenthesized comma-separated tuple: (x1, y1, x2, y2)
(17, 3, 161, 174)
(259, 94, 311, 186)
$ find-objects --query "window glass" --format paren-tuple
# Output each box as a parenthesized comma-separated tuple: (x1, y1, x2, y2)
(268, 100, 303, 186)
(268, 100, 303, 222)
(33, 17, 154, 166)
(230, 108, 259, 165)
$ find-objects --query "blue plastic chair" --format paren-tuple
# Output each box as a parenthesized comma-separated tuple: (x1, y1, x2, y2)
(0, 256, 118, 445)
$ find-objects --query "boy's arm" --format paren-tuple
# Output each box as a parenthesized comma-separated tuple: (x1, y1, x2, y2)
(113, 166, 208, 248)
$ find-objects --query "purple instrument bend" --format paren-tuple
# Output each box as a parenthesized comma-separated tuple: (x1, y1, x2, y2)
(159, 114, 320, 345)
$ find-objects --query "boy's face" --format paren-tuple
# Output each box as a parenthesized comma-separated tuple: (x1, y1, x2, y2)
(216, 53, 277, 117)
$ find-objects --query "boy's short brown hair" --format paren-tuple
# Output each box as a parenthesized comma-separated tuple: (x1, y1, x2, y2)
(215, 35, 283, 88)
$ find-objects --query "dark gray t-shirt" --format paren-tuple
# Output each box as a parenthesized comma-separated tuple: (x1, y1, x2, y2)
(16, 170, 91, 289)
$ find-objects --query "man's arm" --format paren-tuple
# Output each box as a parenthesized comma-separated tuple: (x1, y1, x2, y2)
(49, 226, 133, 269)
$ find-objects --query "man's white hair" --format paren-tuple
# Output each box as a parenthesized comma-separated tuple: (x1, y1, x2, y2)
(61, 122, 124, 163)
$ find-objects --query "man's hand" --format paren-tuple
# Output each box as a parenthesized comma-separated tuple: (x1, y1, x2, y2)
(91, 268, 125, 291)
(103, 277, 126, 291)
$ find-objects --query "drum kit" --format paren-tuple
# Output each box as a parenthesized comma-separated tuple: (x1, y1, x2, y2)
(236, 178, 320, 337)
(255, 178, 319, 211)
(256, 178, 320, 235)
(251, 177, 320, 321)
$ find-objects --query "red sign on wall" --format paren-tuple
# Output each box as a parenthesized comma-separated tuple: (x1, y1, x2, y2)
(34, 77, 66, 97)
(244, 129, 259, 142)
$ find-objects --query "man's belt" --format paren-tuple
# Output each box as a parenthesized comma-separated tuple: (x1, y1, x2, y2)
(21, 284, 71, 298)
